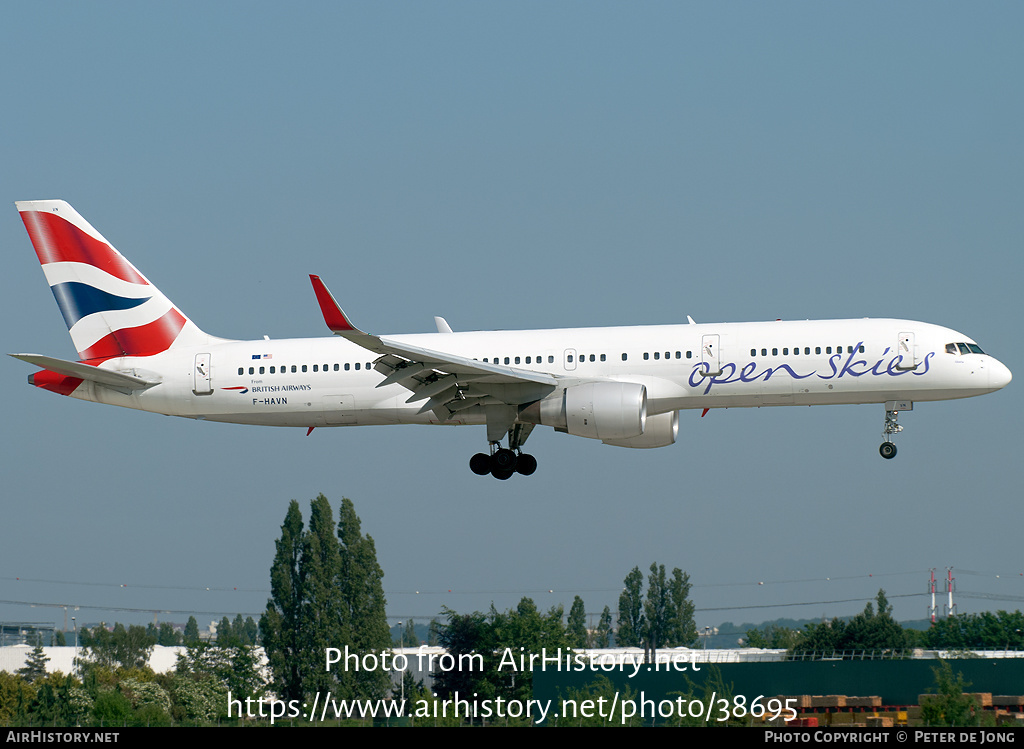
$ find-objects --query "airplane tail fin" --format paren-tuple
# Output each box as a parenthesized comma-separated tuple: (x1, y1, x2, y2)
(17, 200, 210, 362)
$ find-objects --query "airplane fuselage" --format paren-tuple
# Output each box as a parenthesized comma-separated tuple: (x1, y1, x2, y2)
(63, 317, 1006, 428)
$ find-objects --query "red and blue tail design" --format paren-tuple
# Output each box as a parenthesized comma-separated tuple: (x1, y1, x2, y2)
(17, 200, 207, 363)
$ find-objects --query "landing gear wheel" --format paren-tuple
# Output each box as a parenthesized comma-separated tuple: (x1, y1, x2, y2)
(516, 453, 538, 476)
(491, 467, 515, 481)
(491, 448, 518, 473)
(879, 442, 897, 460)
(469, 453, 491, 475)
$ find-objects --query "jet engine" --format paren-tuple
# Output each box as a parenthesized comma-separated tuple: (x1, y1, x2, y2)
(602, 410, 678, 448)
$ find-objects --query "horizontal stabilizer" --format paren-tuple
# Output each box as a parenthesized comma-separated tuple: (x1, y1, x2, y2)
(9, 353, 159, 392)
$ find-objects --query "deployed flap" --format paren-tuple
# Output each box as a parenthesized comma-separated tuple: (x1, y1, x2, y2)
(9, 353, 160, 391)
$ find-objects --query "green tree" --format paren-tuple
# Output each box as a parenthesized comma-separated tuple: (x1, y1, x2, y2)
(217, 616, 236, 647)
(175, 641, 266, 704)
(567, 596, 588, 648)
(260, 495, 391, 703)
(791, 590, 907, 657)
(398, 619, 419, 647)
(921, 660, 979, 727)
(157, 622, 181, 646)
(18, 644, 50, 683)
(260, 500, 306, 702)
(232, 615, 248, 645)
(299, 493, 344, 698)
(744, 623, 799, 649)
(242, 616, 259, 646)
(184, 617, 201, 645)
(617, 567, 645, 647)
(431, 608, 490, 702)
(83, 624, 154, 670)
(433, 598, 571, 722)
(644, 563, 669, 661)
(666, 568, 698, 647)
(336, 496, 391, 700)
(591, 606, 614, 648)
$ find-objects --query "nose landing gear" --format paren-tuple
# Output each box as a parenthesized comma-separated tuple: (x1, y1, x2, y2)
(878, 402, 910, 459)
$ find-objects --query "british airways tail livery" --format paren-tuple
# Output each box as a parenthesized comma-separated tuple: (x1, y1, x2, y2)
(12, 200, 1012, 479)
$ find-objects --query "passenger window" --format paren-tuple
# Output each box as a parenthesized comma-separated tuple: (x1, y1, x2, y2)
(772, 348, 778, 356)
(859, 345, 865, 354)
(345, 363, 350, 371)
(248, 367, 254, 375)
(504, 357, 510, 364)
(805, 347, 810, 355)
(622, 353, 628, 361)
(313, 365, 318, 372)
(567, 355, 573, 363)
(291, 365, 297, 373)
(600, 354, 606, 362)
(515, 356, 520, 364)
(270, 366, 276, 374)
(815, 347, 821, 354)
(783, 348, 789, 355)
(686, 351, 692, 359)
(654, 352, 660, 360)
(644, 353, 650, 360)
(590, 354, 596, 362)
(238, 367, 243, 375)
(793, 348, 799, 356)
(354, 363, 360, 370)
(525, 356, 531, 364)
(761, 349, 767, 357)
(334, 364, 339, 371)
(548, 356, 554, 363)
(751, 349, 756, 357)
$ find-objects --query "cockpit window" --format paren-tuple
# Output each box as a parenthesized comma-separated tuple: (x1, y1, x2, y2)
(946, 342, 986, 355)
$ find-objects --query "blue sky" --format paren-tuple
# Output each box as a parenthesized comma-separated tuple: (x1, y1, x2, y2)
(1, 2, 1021, 639)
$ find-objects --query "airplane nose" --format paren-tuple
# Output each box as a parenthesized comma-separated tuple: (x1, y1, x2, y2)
(990, 359, 1012, 391)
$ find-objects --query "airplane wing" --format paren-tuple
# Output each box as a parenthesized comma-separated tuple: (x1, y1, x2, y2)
(309, 275, 558, 428)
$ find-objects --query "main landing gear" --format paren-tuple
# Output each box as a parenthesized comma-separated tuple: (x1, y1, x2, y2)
(878, 407, 903, 460)
(470, 443, 538, 480)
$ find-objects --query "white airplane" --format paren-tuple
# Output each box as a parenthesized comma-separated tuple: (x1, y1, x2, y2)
(12, 200, 1012, 479)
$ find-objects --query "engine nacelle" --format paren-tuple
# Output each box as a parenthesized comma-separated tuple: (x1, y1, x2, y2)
(520, 381, 647, 441)
(602, 410, 678, 449)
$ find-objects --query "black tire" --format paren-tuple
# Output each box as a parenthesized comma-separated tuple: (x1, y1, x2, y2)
(469, 453, 491, 475)
(516, 453, 538, 476)
(879, 443, 897, 460)
(491, 448, 518, 472)
(491, 468, 515, 480)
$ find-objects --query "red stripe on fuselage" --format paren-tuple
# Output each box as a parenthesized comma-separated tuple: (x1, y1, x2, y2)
(20, 210, 148, 285)
(30, 370, 84, 396)
(79, 308, 187, 362)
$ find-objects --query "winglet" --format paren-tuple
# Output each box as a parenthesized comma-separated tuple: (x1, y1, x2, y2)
(434, 316, 454, 334)
(309, 275, 359, 333)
